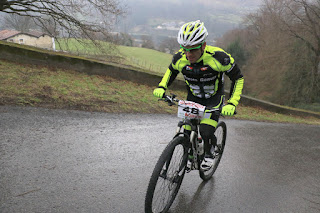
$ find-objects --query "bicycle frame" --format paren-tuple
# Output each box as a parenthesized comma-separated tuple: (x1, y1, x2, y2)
(163, 94, 221, 171)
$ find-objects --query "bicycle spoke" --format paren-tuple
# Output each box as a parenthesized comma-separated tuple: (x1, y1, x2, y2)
(150, 143, 186, 212)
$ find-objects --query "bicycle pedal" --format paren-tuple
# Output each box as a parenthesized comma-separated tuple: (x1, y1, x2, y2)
(186, 166, 197, 173)
(186, 159, 197, 172)
(186, 162, 192, 173)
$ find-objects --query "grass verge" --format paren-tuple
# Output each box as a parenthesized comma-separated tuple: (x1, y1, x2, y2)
(0, 59, 319, 125)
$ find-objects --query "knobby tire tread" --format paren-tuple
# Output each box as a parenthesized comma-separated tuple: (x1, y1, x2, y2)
(199, 121, 227, 181)
(145, 136, 188, 213)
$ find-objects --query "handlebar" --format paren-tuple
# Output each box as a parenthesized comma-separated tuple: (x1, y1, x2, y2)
(160, 94, 220, 112)
(160, 94, 237, 115)
(160, 94, 179, 106)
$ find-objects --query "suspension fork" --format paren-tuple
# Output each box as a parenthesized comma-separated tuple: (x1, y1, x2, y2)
(190, 130, 200, 169)
(175, 120, 200, 169)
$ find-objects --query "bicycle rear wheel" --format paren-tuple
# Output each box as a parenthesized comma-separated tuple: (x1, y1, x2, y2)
(199, 121, 227, 181)
(145, 136, 189, 213)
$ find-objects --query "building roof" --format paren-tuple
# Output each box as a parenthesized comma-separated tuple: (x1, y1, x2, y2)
(0, 29, 50, 40)
(0, 30, 20, 40)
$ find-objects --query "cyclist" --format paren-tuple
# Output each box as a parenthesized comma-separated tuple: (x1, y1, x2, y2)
(153, 20, 244, 171)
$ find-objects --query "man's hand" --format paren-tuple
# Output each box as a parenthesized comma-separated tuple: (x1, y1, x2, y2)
(153, 88, 165, 98)
(221, 104, 236, 116)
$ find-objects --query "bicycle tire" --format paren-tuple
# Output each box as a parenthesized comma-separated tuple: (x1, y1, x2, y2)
(145, 136, 189, 213)
(199, 121, 227, 181)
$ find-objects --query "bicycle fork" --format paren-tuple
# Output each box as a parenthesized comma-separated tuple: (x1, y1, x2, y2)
(161, 143, 188, 183)
(175, 121, 204, 172)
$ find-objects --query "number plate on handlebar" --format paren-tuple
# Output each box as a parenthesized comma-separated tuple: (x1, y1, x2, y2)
(177, 100, 205, 119)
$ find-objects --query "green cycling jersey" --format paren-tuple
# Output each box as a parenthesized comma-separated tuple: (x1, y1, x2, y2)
(158, 45, 244, 107)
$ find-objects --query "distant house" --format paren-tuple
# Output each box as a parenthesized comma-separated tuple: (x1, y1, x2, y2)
(0, 30, 55, 50)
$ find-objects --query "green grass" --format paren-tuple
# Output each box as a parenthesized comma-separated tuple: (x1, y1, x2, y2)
(0, 59, 180, 113)
(292, 102, 320, 113)
(235, 106, 319, 124)
(55, 38, 172, 75)
(0, 59, 319, 125)
(55, 39, 111, 55)
(117, 45, 172, 74)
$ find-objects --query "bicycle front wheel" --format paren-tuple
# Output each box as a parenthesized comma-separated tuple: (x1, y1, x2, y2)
(145, 136, 189, 213)
(199, 121, 227, 181)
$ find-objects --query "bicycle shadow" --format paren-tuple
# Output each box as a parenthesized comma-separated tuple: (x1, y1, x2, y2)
(168, 176, 216, 213)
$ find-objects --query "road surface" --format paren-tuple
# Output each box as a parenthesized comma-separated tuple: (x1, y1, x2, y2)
(1, 106, 319, 212)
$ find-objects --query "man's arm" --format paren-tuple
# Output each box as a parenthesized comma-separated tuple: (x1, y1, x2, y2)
(153, 52, 182, 98)
(156, 52, 182, 89)
(158, 67, 179, 89)
(153, 67, 179, 98)
(225, 63, 244, 106)
(211, 49, 244, 106)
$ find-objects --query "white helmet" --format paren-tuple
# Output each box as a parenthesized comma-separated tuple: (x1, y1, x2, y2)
(177, 20, 208, 46)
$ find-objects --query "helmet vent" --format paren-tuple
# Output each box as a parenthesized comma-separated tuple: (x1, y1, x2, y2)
(177, 20, 208, 46)
(194, 33, 204, 42)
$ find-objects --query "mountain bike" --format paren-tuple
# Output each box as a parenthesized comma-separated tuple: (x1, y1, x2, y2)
(145, 94, 227, 213)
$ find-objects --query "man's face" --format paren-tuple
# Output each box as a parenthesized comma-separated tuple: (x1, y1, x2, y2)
(181, 42, 206, 64)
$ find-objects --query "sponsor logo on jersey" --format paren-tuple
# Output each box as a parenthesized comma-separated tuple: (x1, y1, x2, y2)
(200, 76, 216, 82)
(184, 75, 197, 82)
(201, 67, 208, 71)
(224, 58, 230, 65)
(186, 66, 193, 70)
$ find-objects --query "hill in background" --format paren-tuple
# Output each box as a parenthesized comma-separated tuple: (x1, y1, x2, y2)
(117, 0, 263, 41)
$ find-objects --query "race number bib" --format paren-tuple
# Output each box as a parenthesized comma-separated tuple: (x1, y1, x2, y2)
(177, 100, 205, 119)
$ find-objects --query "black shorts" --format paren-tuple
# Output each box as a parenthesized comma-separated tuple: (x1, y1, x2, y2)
(186, 92, 225, 109)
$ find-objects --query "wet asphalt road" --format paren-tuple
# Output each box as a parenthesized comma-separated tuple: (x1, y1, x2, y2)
(0, 106, 319, 213)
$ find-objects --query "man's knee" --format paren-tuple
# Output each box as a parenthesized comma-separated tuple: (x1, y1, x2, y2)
(199, 124, 215, 141)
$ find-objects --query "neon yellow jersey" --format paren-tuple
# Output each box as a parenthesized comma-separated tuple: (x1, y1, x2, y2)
(158, 45, 244, 106)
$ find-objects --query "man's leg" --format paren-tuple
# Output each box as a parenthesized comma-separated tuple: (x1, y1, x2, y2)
(199, 123, 217, 155)
(199, 111, 219, 170)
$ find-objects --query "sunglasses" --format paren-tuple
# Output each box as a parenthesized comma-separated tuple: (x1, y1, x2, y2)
(180, 43, 203, 52)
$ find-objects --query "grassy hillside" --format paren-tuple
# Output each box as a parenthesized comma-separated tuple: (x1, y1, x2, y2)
(55, 39, 172, 75)
(0, 59, 173, 114)
(0, 59, 319, 125)
(117, 45, 172, 74)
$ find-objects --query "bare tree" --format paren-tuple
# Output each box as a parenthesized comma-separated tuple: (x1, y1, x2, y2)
(237, 0, 320, 104)
(141, 35, 155, 49)
(36, 16, 60, 37)
(0, 0, 126, 46)
(115, 32, 134, 46)
(3, 13, 37, 32)
(159, 37, 179, 54)
(264, 0, 320, 102)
